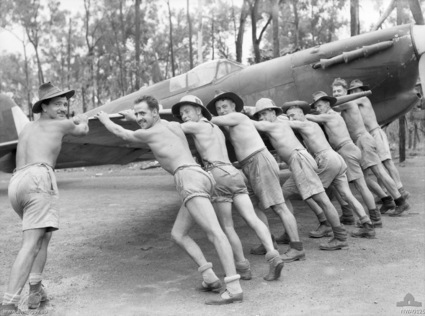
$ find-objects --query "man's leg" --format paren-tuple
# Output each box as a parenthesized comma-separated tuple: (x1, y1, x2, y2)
(214, 201, 252, 280)
(185, 197, 242, 304)
(304, 198, 333, 238)
(171, 204, 221, 292)
(249, 205, 278, 255)
(330, 187, 355, 225)
(383, 159, 410, 199)
(352, 177, 382, 228)
(233, 194, 284, 280)
(364, 170, 396, 214)
(27, 232, 52, 309)
(310, 193, 348, 251)
(2, 228, 46, 310)
(369, 164, 410, 216)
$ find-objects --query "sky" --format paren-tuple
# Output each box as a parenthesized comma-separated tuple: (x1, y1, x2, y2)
(0, 0, 394, 58)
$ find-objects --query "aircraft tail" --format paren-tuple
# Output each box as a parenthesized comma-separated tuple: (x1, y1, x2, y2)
(0, 94, 29, 172)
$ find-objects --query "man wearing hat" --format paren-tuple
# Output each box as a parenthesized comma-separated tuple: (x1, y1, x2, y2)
(333, 79, 400, 217)
(307, 90, 383, 228)
(348, 79, 410, 209)
(285, 102, 376, 239)
(1, 82, 89, 314)
(171, 95, 284, 285)
(329, 84, 411, 217)
(97, 95, 243, 305)
(207, 93, 305, 262)
(251, 98, 348, 250)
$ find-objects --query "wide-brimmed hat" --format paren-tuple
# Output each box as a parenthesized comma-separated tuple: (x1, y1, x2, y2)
(347, 79, 370, 93)
(32, 82, 75, 114)
(206, 90, 244, 116)
(282, 100, 310, 114)
(252, 98, 283, 120)
(172, 95, 212, 121)
(309, 91, 337, 108)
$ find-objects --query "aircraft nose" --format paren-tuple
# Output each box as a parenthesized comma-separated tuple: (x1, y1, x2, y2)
(412, 25, 425, 57)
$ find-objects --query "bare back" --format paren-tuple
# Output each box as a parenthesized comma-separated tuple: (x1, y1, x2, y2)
(188, 121, 230, 163)
(142, 121, 197, 174)
(322, 111, 352, 148)
(292, 121, 331, 154)
(257, 120, 304, 163)
(356, 97, 379, 132)
(16, 118, 87, 168)
(336, 102, 368, 140)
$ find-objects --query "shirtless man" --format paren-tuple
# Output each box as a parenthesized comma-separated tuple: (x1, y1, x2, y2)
(331, 78, 399, 216)
(249, 98, 348, 250)
(285, 102, 376, 238)
(96, 95, 242, 305)
(170, 95, 283, 281)
(206, 92, 305, 262)
(1, 82, 89, 314)
(329, 86, 411, 217)
(306, 91, 384, 228)
(348, 79, 410, 215)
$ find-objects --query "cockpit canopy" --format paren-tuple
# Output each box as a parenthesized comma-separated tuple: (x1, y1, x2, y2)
(169, 59, 244, 93)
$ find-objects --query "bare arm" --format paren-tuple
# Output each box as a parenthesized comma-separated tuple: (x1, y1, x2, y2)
(333, 101, 356, 112)
(180, 121, 203, 135)
(251, 120, 272, 132)
(287, 120, 308, 131)
(96, 111, 148, 143)
(65, 114, 89, 137)
(119, 109, 137, 122)
(211, 113, 243, 127)
(306, 113, 332, 123)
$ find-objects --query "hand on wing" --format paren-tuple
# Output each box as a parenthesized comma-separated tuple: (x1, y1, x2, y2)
(119, 109, 137, 122)
(72, 114, 89, 125)
(95, 111, 111, 124)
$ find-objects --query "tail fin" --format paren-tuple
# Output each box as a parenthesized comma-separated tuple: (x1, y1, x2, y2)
(0, 94, 29, 172)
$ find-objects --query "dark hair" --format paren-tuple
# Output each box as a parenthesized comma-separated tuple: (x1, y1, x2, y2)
(134, 95, 159, 112)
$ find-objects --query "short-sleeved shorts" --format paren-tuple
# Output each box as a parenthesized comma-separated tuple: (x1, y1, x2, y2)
(282, 148, 324, 200)
(354, 132, 381, 170)
(8, 163, 59, 232)
(335, 140, 364, 182)
(173, 164, 215, 205)
(369, 127, 391, 162)
(315, 149, 348, 189)
(239, 148, 285, 210)
(204, 162, 248, 203)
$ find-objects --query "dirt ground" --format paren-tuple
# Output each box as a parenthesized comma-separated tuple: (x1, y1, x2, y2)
(0, 152, 424, 316)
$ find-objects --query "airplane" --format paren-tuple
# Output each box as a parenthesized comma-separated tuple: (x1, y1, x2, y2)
(0, 23, 424, 172)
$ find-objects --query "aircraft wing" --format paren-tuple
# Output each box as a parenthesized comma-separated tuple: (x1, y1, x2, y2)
(56, 110, 179, 169)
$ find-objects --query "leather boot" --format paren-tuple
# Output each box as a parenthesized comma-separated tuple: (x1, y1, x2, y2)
(28, 281, 48, 309)
(264, 250, 284, 281)
(309, 224, 333, 238)
(280, 242, 306, 263)
(380, 196, 396, 214)
(319, 226, 348, 250)
(351, 222, 376, 238)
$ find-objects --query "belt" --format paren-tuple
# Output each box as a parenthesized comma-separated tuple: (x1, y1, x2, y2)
(13, 162, 54, 174)
(239, 147, 266, 167)
(313, 148, 331, 159)
(369, 126, 380, 134)
(203, 160, 232, 172)
(334, 139, 353, 152)
(173, 164, 201, 175)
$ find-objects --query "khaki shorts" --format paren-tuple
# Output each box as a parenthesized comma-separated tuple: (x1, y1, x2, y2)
(239, 148, 285, 210)
(8, 163, 59, 232)
(173, 164, 215, 205)
(354, 132, 381, 170)
(282, 148, 324, 200)
(336, 140, 364, 182)
(370, 127, 391, 162)
(315, 149, 348, 189)
(204, 162, 248, 203)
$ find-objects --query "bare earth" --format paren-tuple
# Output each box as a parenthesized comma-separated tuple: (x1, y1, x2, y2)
(0, 154, 424, 316)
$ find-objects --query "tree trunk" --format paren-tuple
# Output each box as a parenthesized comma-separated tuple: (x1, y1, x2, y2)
(211, 11, 215, 60)
(350, 0, 359, 36)
(22, 40, 33, 120)
(67, 18, 72, 90)
(372, 0, 396, 31)
(407, 0, 424, 25)
(250, 0, 261, 63)
(167, 0, 175, 76)
(187, 0, 194, 69)
(235, 0, 249, 62)
(291, 0, 299, 48)
(197, 0, 203, 64)
(398, 0, 406, 163)
(272, 0, 279, 58)
(135, 0, 141, 89)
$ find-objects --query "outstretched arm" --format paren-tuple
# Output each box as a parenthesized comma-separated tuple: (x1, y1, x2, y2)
(180, 121, 203, 134)
(211, 112, 243, 127)
(96, 111, 148, 143)
(251, 120, 271, 132)
(63, 114, 89, 137)
(306, 113, 332, 123)
(287, 120, 308, 131)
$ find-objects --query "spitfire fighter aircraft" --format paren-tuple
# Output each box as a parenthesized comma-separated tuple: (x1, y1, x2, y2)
(0, 23, 424, 172)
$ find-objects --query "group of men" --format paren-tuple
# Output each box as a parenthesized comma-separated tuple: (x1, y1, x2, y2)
(1, 77, 411, 313)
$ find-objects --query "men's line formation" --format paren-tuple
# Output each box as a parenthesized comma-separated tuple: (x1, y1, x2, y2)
(1, 78, 411, 314)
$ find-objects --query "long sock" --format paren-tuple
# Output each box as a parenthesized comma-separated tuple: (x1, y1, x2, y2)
(288, 241, 303, 251)
(317, 212, 327, 223)
(332, 226, 347, 241)
(394, 196, 406, 206)
(29, 273, 42, 285)
(198, 262, 219, 284)
(341, 204, 354, 217)
(2, 292, 20, 306)
(359, 215, 372, 225)
(369, 209, 381, 222)
(235, 259, 250, 270)
(224, 275, 242, 297)
(265, 249, 280, 262)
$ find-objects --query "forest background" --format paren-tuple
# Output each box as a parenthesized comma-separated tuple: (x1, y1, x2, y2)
(0, 0, 423, 125)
